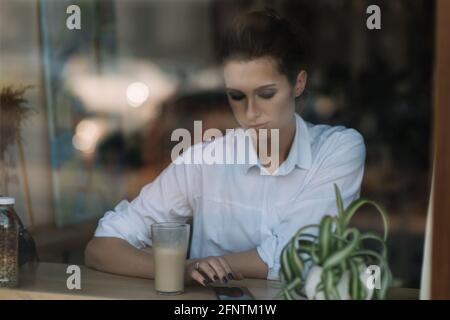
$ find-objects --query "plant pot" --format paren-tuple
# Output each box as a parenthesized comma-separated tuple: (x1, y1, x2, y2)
(304, 265, 374, 300)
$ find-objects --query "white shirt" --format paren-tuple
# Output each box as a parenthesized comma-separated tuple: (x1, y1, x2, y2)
(94, 113, 366, 280)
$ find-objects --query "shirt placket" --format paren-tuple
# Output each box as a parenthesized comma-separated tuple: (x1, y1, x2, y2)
(260, 175, 271, 242)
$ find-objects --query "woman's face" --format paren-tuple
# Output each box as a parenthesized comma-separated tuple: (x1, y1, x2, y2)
(223, 56, 307, 132)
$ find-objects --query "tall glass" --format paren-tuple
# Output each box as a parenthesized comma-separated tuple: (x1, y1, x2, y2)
(151, 222, 190, 295)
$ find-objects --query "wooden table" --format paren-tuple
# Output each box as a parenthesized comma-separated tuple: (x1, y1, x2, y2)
(0, 263, 283, 300)
(0, 263, 419, 300)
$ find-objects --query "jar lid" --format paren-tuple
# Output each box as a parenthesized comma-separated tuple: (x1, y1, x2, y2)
(0, 197, 15, 205)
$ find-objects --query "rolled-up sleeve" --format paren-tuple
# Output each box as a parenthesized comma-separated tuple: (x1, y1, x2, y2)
(256, 129, 366, 280)
(94, 154, 197, 249)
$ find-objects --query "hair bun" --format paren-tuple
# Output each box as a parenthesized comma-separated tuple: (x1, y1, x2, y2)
(262, 7, 282, 20)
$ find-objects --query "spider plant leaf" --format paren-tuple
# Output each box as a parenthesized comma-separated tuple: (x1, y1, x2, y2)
(343, 227, 359, 241)
(297, 233, 318, 240)
(288, 240, 304, 279)
(324, 269, 337, 299)
(332, 267, 342, 287)
(280, 244, 294, 282)
(351, 250, 392, 299)
(289, 288, 305, 300)
(334, 216, 344, 239)
(331, 233, 348, 244)
(360, 232, 388, 257)
(323, 229, 360, 269)
(284, 276, 303, 298)
(284, 288, 293, 300)
(331, 233, 348, 255)
(351, 250, 385, 266)
(343, 199, 389, 241)
(332, 287, 341, 300)
(293, 224, 320, 239)
(311, 242, 320, 265)
(319, 215, 333, 262)
(316, 281, 325, 293)
(278, 272, 304, 300)
(340, 260, 347, 274)
(334, 183, 345, 222)
(274, 290, 284, 299)
(349, 259, 361, 299)
(298, 239, 315, 254)
(359, 232, 385, 244)
(359, 278, 367, 300)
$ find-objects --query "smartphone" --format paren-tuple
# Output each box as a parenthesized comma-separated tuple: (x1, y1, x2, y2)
(214, 286, 255, 300)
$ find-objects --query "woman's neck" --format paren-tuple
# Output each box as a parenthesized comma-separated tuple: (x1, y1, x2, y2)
(255, 116, 296, 173)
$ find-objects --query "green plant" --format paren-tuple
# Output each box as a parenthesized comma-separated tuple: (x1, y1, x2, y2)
(276, 184, 392, 300)
(0, 86, 34, 195)
(0, 86, 34, 156)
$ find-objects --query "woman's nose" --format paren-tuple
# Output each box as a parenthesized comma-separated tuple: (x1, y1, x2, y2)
(245, 98, 260, 121)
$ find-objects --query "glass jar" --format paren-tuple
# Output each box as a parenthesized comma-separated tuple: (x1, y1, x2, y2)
(0, 197, 19, 288)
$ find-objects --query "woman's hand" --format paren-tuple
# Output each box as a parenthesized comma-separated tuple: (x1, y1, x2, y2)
(185, 256, 244, 286)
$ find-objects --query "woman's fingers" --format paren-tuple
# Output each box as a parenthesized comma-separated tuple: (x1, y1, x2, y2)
(189, 256, 244, 287)
(191, 269, 210, 286)
(217, 256, 244, 280)
(216, 257, 234, 280)
(207, 258, 229, 283)
(198, 261, 220, 283)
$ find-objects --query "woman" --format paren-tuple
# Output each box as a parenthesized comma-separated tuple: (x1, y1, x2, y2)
(85, 9, 365, 287)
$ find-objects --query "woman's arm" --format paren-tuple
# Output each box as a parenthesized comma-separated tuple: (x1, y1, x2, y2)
(85, 237, 268, 284)
(222, 249, 268, 279)
(85, 237, 155, 279)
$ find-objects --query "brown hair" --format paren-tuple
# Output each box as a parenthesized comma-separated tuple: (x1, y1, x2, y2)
(219, 8, 305, 85)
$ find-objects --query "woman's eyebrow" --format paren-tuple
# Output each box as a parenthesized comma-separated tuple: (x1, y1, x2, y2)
(225, 88, 243, 93)
(226, 83, 276, 92)
(256, 83, 276, 90)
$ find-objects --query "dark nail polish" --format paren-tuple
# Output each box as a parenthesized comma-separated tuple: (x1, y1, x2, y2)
(203, 279, 208, 286)
(228, 273, 234, 280)
(214, 275, 219, 281)
(222, 276, 228, 283)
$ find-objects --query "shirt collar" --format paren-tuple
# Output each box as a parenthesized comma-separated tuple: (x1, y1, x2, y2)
(292, 113, 313, 171)
(241, 113, 312, 175)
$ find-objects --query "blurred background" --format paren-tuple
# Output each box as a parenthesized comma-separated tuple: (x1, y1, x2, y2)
(0, 0, 433, 289)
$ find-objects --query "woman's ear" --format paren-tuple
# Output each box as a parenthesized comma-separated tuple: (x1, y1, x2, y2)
(294, 70, 308, 98)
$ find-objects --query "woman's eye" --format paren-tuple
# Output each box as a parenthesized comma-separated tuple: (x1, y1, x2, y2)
(228, 93, 245, 101)
(258, 91, 276, 99)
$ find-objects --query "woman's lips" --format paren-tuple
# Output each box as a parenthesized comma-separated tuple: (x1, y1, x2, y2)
(246, 122, 268, 129)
